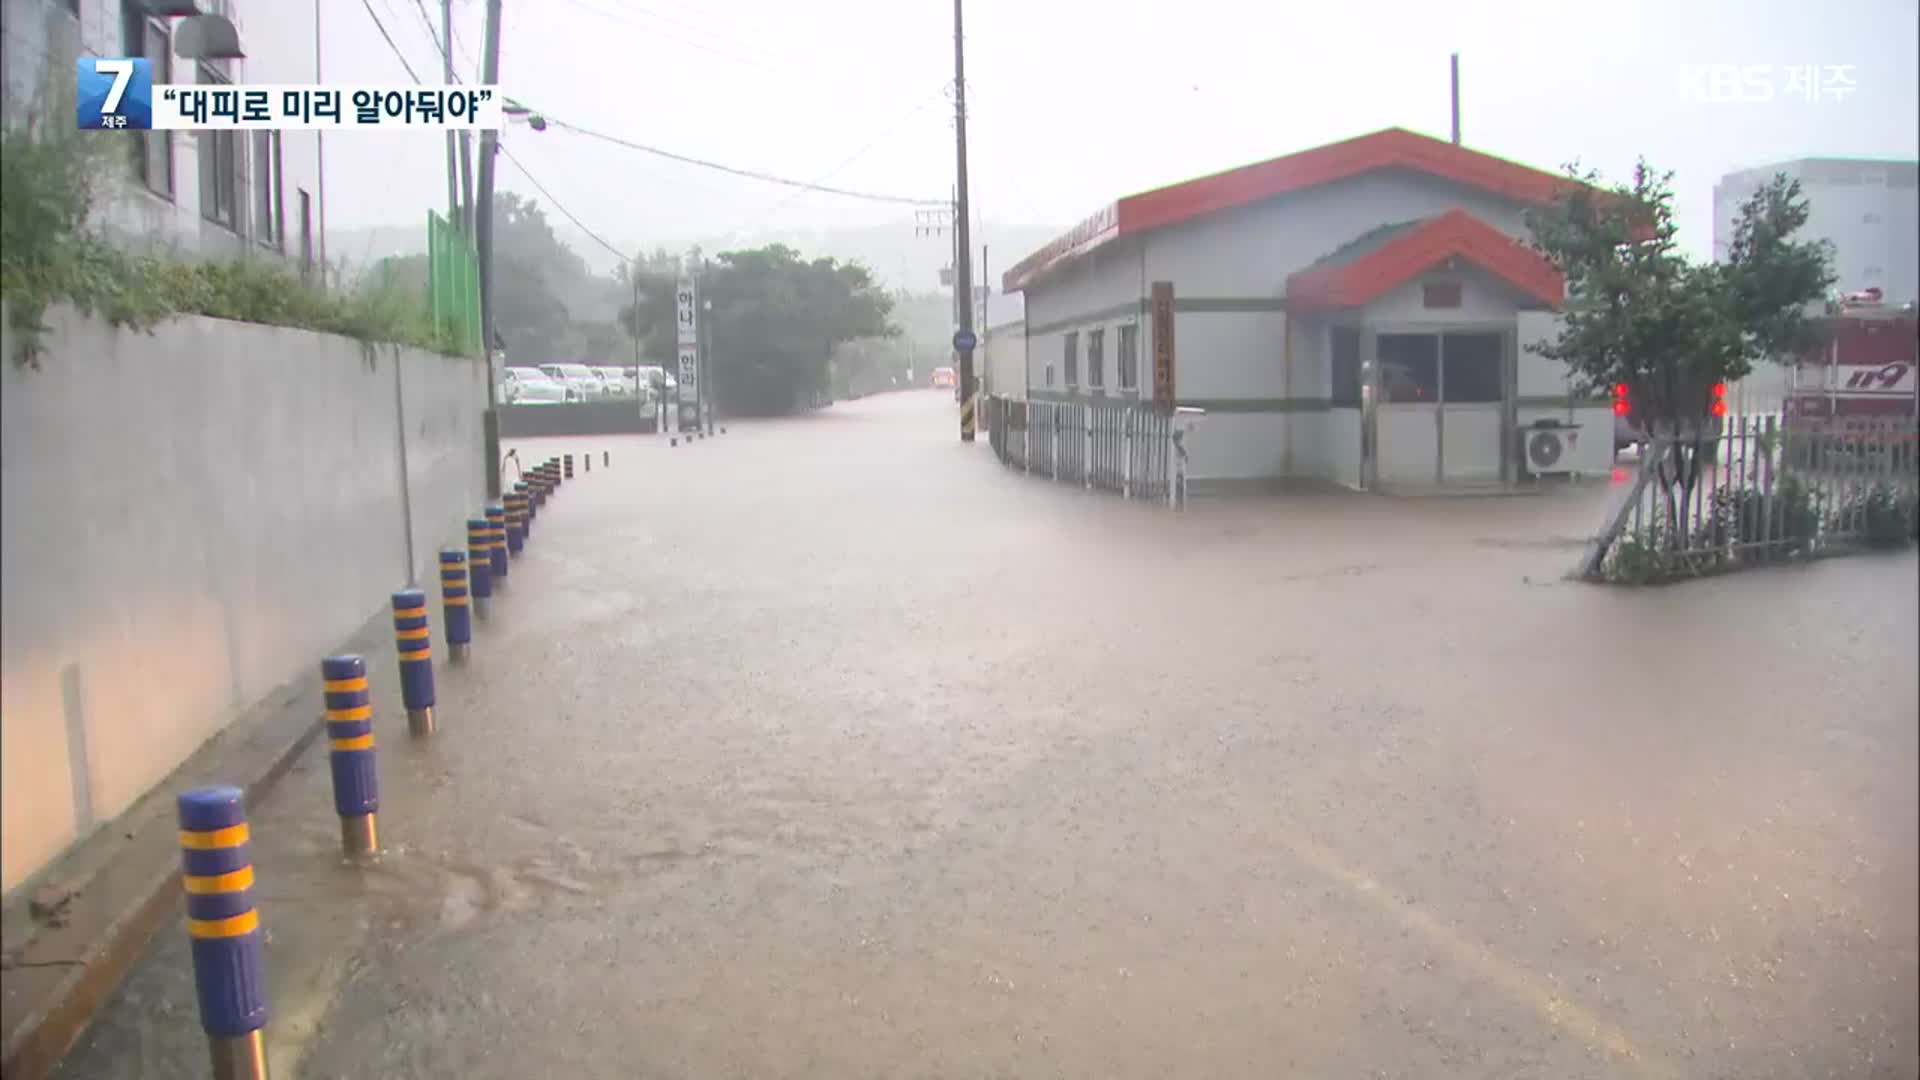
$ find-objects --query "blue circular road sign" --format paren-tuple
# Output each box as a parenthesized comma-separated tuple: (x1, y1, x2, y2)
(952, 329, 978, 352)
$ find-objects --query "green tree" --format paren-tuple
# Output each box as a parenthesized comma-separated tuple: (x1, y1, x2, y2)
(1527, 161, 1832, 537)
(622, 245, 896, 415)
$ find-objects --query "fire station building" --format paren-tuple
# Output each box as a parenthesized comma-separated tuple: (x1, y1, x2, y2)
(1000, 127, 1615, 490)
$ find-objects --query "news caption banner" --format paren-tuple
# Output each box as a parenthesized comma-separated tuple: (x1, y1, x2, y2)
(77, 57, 502, 130)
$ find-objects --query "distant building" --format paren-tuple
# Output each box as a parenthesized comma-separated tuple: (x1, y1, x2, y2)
(1, 0, 325, 274)
(1000, 127, 1618, 490)
(1713, 158, 1919, 304)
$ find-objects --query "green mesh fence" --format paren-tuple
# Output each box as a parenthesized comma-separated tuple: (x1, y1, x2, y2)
(428, 211, 481, 357)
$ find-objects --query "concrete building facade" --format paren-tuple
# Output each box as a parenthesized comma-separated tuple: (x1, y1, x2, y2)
(1713, 158, 1919, 306)
(1, 0, 326, 273)
(1002, 129, 1618, 489)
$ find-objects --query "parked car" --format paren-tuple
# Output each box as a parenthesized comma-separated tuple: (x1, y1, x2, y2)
(503, 366, 569, 404)
(594, 366, 632, 398)
(539, 363, 605, 401)
(931, 366, 957, 389)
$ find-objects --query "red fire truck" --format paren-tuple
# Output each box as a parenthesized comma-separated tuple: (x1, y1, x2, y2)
(1783, 291, 1918, 437)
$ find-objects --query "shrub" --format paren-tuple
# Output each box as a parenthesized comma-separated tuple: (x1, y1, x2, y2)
(1605, 524, 1671, 585)
(1860, 484, 1916, 548)
(1711, 473, 1822, 561)
(3, 122, 460, 366)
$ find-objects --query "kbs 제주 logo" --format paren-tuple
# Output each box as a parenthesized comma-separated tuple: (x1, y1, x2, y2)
(76, 57, 153, 130)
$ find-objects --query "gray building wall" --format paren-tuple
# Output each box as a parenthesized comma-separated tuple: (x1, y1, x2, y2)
(1713, 159, 1920, 304)
(0, 307, 485, 894)
(1, 0, 326, 269)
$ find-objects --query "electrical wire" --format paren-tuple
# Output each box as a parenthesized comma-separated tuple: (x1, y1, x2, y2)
(731, 84, 951, 237)
(360, 0, 632, 266)
(360, 0, 425, 83)
(540, 115, 946, 206)
(496, 144, 631, 263)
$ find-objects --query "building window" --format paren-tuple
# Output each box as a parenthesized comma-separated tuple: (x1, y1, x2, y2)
(1423, 280, 1463, 309)
(1063, 331, 1079, 387)
(1331, 326, 1361, 406)
(1862, 213, 1883, 225)
(197, 64, 241, 231)
(1378, 333, 1439, 403)
(1117, 323, 1139, 390)
(253, 130, 284, 249)
(1043, 361, 1055, 388)
(1086, 328, 1105, 389)
(1440, 333, 1503, 403)
(123, 4, 173, 197)
(298, 189, 314, 280)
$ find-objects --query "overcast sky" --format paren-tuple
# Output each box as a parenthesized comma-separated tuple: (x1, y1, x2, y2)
(319, 0, 1919, 276)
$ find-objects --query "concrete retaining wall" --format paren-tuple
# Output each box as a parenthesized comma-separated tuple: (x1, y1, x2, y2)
(0, 306, 486, 894)
(497, 400, 658, 438)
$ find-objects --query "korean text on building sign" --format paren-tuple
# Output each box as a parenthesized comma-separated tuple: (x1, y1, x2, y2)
(154, 85, 502, 129)
(1676, 64, 1857, 104)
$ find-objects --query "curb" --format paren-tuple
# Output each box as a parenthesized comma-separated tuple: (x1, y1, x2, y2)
(0, 613, 391, 1080)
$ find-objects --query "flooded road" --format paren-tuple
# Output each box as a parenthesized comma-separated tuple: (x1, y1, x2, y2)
(60, 390, 1918, 1078)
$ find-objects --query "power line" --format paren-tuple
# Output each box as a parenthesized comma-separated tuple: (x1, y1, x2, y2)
(496, 144, 630, 263)
(732, 84, 951, 237)
(359, 0, 631, 267)
(540, 115, 946, 206)
(555, 0, 805, 81)
(360, 0, 426, 82)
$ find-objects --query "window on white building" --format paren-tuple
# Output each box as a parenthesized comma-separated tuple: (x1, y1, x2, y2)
(1087, 328, 1105, 389)
(1063, 331, 1079, 387)
(1117, 323, 1139, 390)
(1331, 326, 1362, 407)
(197, 64, 241, 231)
(253, 131, 284, 249)
(122, 4, 172, 198)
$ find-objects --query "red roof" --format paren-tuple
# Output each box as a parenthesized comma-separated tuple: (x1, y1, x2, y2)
(1285, 209, 1566, 312)
(1003, 128, 1594, 293)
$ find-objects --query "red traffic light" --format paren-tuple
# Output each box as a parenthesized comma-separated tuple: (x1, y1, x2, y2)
(1710, 400, 1728, 417)
(1711, 382, 1727, 397)
(1612, 400, 1630, 415)
(1612, 383, 1629, 398)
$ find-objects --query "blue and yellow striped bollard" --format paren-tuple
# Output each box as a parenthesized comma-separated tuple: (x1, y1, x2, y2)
(583, 451, 591, 473)
(505, 493, 527, 556)
(513, 481, 534, 535)
(321, 655, 380, 855)
(563, 453, 574, 480)
(485, 505, 509, 582)
(439, 550, 471, 663)
(178, 786, 271, 1080)
(466, 517, 493, 619)
(390, 591, 435, 736)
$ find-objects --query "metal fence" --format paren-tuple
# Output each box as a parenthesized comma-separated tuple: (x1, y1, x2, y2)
(981, 395, 1182, 505)
(1581, 411, 1919, 581)
(427, 211, 482, 357)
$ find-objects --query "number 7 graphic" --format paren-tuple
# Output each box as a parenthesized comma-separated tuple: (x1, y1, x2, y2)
(95, 59, 135, 113)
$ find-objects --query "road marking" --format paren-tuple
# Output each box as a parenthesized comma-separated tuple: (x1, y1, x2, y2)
(1276, 830, 1678, 1080)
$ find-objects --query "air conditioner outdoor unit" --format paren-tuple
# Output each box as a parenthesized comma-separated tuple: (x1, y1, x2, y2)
(1518, 422, 1581, 479)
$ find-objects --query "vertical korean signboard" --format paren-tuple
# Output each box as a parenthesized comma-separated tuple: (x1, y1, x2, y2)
(675, 279, 698, 409)
(1150, 281, 1176, 414)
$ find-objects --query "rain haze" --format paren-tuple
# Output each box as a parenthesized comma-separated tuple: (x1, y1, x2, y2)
(320, 0, 1920, 281)
(7, 1, 1920, 1078)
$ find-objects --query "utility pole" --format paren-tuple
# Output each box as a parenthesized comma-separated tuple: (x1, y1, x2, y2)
(951, 0, 976, 441)
(475, 0, 503, 498)
(441, 0, 458, 225)
(1450, 53, 1461, 145)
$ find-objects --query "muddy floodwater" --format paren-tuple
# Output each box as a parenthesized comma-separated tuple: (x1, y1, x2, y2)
(59, 391, 1918, 1079)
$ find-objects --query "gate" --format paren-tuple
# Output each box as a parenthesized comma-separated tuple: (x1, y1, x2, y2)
(984, 395, 1180, 506)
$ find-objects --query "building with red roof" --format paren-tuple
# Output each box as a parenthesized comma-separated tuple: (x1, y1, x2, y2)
(998, 127, 1615, 489)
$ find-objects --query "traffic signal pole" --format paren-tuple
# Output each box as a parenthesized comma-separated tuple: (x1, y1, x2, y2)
(951, 0, 977, 442)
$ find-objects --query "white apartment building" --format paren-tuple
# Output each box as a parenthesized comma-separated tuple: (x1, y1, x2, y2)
(1, 0, 325, 274)
(1713, 158, 1919, 304)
